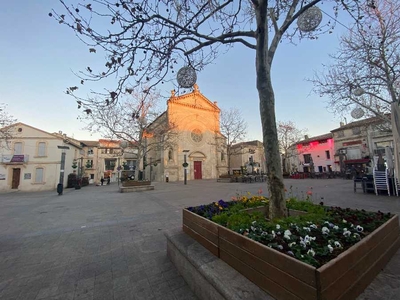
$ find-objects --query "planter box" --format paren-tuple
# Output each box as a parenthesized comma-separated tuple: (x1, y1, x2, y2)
(182, 208, 400, 300)
(122, 180, 151, 187)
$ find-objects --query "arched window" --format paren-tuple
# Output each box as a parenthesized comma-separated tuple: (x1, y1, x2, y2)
(168, 149, 173, 161)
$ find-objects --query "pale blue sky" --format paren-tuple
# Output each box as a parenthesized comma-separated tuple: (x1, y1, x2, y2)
(0, 1, 353, 141)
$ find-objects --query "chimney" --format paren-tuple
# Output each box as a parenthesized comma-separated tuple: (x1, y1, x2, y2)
(304, 135, 309, 140)
(340, 122, 344, 127)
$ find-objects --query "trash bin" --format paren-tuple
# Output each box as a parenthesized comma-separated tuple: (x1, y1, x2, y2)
(57, 183, 63, 195)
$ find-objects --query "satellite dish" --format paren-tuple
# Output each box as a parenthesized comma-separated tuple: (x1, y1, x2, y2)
(351, 107, 365, 119)
(297, 6, 323, 32)
(177, 66, 197, 88)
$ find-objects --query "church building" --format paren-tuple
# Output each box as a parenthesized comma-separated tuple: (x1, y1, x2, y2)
(144, 84, 228, 182)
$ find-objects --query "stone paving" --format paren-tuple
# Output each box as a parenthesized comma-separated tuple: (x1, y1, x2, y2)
(0, 179, 399, 300)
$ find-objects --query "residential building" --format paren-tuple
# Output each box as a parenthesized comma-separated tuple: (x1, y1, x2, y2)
(229, 140, 266, 174)
(0, 123, 81, 192)
(331, 116, 392, 174)
(288, 133, 335, 174)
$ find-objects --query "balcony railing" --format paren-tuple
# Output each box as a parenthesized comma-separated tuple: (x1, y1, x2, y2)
(1, 154, 29, 163)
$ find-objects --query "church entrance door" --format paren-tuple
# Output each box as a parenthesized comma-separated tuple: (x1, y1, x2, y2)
(194, 161, 202, 179)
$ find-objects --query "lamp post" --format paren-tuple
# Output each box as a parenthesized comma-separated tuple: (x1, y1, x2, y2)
(57, 145, 70, 195)
(182, 150, 190, 185)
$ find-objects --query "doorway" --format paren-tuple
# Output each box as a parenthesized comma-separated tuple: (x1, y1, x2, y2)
(12, 168, 21, 189)
(194, 161, 202, 179)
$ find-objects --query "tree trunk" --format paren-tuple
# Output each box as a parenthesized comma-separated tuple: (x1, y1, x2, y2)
(255, 2, 287, 219)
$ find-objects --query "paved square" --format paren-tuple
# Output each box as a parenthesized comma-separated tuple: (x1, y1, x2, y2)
(0, 179, 399, 299)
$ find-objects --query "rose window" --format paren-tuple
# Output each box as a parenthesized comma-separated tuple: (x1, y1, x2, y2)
(191, 129, 203, 143)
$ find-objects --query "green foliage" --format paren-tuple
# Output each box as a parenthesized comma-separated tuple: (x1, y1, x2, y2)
(286, 198, 327, 216)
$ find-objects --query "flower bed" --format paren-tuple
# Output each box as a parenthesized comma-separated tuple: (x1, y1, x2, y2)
(122, 180, 151, 187)
(183, 197, 400, 300)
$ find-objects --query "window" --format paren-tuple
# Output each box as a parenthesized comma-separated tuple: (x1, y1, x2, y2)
(352, 127, 361, 135)
(191, 129, 203, 143)
(90, 174, 94, 179)
(325, 150, 330, 159)
(14, 142, 22, 155)
(38, 142, 46, 157)
(303, 154, 312, 164)
(105, 159, 117, 171)
(337, 131, 344, 138)
(87, 148, 94, 155)
(221, 152, 225, 161)
(35, 168, 44, 183)
(168, 149, 173, 160)
(86, 160, 93, 168)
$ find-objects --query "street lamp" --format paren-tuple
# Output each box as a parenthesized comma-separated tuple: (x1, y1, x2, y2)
(182, 150, 190, 185)
(57, 145, 70, 195)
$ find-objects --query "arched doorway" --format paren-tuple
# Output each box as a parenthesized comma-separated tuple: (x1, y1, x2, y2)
(189, 152, 206, 180)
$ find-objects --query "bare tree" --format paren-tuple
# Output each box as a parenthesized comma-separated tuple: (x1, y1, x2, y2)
(311, 0, 399, 122)
(83, 87, 177, 180)
(277, 121, 307, 173)
(220, 108, 247, 174)
(51, 0, 362, 218)
(310, 0, 400, 179)
(0, 104, 17, 149)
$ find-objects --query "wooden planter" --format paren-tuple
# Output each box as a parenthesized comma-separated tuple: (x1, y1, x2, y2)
(182, 208, 400, 300)
(122, 180, 151, 187)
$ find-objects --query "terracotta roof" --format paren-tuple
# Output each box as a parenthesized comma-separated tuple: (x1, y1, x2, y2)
(232, 140, 263, 148)
(80, 140, 99, 147)
(331, 115, 389, 132)
(296, 133, 333, 144)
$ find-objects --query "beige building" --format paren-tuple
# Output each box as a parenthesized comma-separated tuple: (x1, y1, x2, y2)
(144, 84, 228, 181)
(331, 116, 393, 173)
(0, 123, 81, 192)
(229, 140, 266, 174)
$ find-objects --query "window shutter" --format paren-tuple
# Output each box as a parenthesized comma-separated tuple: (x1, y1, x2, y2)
(35, 168, 44, 183)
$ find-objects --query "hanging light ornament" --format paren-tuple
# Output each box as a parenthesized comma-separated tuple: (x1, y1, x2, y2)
(353, 87, 365, 97)
(297, 6, 323, 32)
(351, 107, 365, 119)
(176, 66, 197, 88)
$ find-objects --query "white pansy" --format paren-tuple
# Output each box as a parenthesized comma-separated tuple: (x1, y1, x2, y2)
(343, 230, 351, 237)
(252, 221, 257, 225)
(356, 225, 364, 232)
(271, 230, 276, 238)
(288, 242, 296, 247)
(333, 225, 339, 230)
(299, 240, 307, 248)
(276, 224, 281, 230)
(322, 227, 330, 235)
(327, 244, 334, 253)
(334, 241, 342, 248)
(342, 219, 347, 223)
(284, 230, 291, 236)
(251, 226, 256, 231)
(261, 231, 268, 236)
(277, 245, 283, 250)
(307, 249, 316, 257)
(310, 224, 318, 229)
(303, 227, 311, 232)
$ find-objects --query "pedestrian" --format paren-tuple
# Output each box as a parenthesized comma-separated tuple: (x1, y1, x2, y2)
(101, 177, 104, 186)
(107, 177, 110, 185)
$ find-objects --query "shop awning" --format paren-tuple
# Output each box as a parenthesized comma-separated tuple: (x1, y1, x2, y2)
(344, 159, 370, 164)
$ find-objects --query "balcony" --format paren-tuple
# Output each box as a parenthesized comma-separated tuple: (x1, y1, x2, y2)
(1, 154, 29, 164)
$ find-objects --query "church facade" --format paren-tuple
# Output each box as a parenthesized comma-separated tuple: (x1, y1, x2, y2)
(144, 85, 228, 182)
